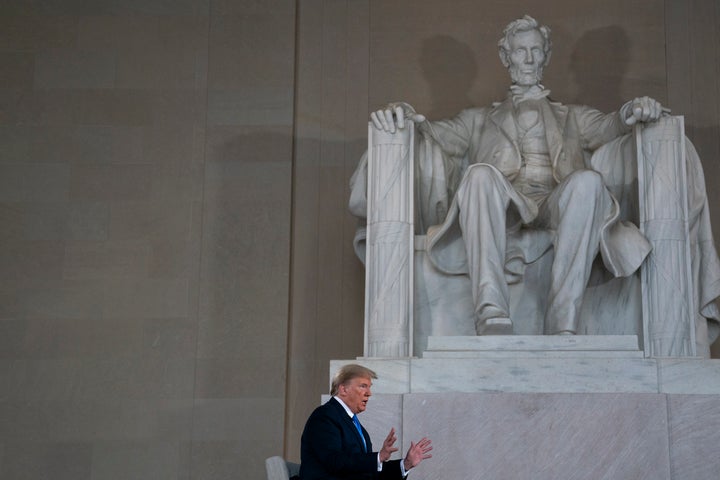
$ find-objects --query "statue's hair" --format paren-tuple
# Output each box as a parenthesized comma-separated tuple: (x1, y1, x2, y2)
(330, 364, 377, 396)
(498, 15, 552, 68)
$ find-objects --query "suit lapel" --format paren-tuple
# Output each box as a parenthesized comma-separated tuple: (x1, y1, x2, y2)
(330, 398, 369, 452)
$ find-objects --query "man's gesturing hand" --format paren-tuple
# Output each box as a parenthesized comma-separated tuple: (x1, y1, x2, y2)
(379, 427, 399, 462)
(403, 437, 433, 471)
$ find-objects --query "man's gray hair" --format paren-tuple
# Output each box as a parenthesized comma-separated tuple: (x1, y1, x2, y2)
(498, 15, 552, 68)
(330, 364, 377, 396)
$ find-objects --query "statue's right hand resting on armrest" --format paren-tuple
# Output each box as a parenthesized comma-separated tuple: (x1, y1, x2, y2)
(370, 102, 426, 133)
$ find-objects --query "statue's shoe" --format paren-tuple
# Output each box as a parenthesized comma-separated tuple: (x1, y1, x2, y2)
(476, 317, 513, 335)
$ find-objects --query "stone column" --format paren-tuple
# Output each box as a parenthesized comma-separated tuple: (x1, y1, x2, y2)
(364, 123, 414, 357)
(636, 116, 697, 357)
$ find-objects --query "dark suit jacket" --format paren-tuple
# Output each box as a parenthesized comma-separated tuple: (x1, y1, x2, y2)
(299, 397, 404, 480)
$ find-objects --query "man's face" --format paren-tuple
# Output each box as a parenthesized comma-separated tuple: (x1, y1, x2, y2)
(338, 376, 372, 414)
(507, 29, 546, 86)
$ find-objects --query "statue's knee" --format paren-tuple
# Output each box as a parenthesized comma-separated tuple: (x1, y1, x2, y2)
(464, 165, 501, 189)
(566, 169, 604, 194)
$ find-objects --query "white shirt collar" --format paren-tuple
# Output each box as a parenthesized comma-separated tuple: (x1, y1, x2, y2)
(333, 396, 355, 418)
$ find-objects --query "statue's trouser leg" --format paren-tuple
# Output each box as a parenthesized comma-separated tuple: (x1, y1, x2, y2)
(536, 170, 613, 334)
(456, 165, 514, 328)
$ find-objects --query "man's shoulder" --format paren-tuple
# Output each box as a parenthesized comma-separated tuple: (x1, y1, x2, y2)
(309, 398, 342, 418)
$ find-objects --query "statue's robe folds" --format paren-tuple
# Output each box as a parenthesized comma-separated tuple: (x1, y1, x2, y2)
(350, 97, 720, 356)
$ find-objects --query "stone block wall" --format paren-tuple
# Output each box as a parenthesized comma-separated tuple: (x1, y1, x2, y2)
(0, 1, 295, 479)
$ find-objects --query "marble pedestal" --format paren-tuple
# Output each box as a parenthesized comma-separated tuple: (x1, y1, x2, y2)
(329, 336, 720, 479)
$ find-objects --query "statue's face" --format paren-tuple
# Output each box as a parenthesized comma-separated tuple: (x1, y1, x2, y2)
(506, 29, 546, 86)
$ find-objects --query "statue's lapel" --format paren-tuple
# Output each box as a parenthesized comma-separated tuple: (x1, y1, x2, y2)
(490, 99, 519, 146)
(541, 101, 568, 166)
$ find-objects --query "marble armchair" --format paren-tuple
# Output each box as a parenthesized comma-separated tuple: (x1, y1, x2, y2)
(353, 116, 720, 358)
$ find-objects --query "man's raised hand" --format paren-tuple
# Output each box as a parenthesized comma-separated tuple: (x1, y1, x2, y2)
(379, 427, 399, 462)
(403, 437, 433, 471)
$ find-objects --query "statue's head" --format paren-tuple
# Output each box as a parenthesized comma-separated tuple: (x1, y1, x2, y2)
(498, 15, 552, 86)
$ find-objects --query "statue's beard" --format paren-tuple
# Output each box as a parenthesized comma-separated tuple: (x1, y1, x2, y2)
(509, 65, 544, 87)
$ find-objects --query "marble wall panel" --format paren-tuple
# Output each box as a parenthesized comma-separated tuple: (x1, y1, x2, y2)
(667, 394, 720, 479)
(0, 164, 70, 202)
(0, 52, 34, 89)
(34, 49, 116, 90)
(1, 442, 93, 480)
(63, 241, 152, 280)
(9, 202, 88, 245)
(0, 126, 29, 163)
(66, 202, 110, 241)
(142, 317, 198, 359)
(410, 357, 659, 393)
(71, 90, 155, 126)
(20, 317, 143, 359)
(659, 359, 720, 394)
(207, 13, 295, 91)
(76, 15, 209, 90)
(194, 356, 286, 399)
(207, 89, 294, 127)
(194, 2, 296, 478)
(403, 392, 671, 480)
(90, 441, 184, 480)
(0, 240, 65, 289)
(0, 398, 193, 443)
(211, 0, 295, 16)
(0, 14, 78, 51)
(22, 281, 105, 320)
(0, 2, 211, 479)
(190, 440, 252, 480)
(191, 398, 285, 442)
(68, 165, 153, 201)
(197, 160, 292, 359)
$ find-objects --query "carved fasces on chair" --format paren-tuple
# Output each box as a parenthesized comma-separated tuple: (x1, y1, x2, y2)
(364, 122, 414, 357)
(636, 115, 697, 357)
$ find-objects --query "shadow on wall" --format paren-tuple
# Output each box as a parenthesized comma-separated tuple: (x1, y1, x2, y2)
(570, 25, 631, 112)
(419, 34, 478, 119)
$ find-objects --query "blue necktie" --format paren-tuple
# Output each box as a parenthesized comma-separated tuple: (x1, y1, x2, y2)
(352, 415, 367, 452)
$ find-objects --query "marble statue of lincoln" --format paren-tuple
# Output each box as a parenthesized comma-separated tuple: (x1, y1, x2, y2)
(367, 15, 665, 336)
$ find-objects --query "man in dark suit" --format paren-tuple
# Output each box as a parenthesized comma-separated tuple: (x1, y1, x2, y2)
(299, 364, 432, 480)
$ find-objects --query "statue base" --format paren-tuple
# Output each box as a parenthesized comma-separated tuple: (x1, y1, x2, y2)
(328, 335, 720, 479)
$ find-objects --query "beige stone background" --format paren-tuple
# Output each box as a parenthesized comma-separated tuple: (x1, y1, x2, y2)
(0, 0, 717, 479)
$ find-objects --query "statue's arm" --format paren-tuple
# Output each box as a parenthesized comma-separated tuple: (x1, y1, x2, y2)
(419, 109, 477, 158)
(575, 97, 665, 151)
(574, 105, 631, 151)
(370, 103, 477, 158)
